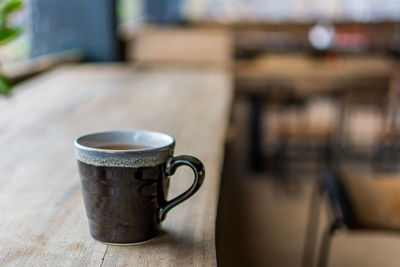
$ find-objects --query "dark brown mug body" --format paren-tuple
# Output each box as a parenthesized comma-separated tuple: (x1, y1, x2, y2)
(77, 162, 169, 244)
(75, 130, 205, 244)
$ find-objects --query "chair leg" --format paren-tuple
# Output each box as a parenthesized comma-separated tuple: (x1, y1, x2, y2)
(317, 222, 338, 267)
(249, 95, 262, 171)
(301, 182, 322, 267)
(273, 141, 288, 181)
(323, 143, 333, 169)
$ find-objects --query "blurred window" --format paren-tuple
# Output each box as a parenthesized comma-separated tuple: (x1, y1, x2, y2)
(183, 0, 400, 22)
(117, 0, 144, 35)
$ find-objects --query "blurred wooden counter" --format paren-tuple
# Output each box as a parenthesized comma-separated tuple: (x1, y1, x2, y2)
(236, 54, 394, 96)
(0, 63, 232, 266)
(128, 26, 232, 67)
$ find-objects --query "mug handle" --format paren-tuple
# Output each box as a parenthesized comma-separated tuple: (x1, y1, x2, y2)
(158, 155, 205, 221)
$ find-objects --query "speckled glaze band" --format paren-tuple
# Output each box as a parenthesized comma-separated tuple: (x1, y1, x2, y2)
(74, 130, 175, 168)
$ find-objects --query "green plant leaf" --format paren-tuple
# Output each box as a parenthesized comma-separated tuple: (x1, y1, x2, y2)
(0, 74, 11, 96)
(0, 0, 23, 96)
(0, 26, 21, 44)
(1, 0, 23, 15)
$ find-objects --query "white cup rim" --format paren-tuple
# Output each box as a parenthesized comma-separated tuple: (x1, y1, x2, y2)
(74, 130, 175, 153)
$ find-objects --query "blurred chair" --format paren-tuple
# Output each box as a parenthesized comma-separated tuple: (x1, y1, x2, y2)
(373, 75, 400, 171)
(303, 169, 400, 267)
(272, 94, 335, 178)
(337, 75, 391, 155)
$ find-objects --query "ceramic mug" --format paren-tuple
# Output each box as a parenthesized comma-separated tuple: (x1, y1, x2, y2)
(74, 130, 205, 244)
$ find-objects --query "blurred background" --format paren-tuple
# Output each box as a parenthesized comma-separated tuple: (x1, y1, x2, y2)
(3, 0, 400, 266)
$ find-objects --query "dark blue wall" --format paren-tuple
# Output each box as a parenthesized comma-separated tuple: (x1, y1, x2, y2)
(30, 0, 119, 62)
(144, 0, 183, 24)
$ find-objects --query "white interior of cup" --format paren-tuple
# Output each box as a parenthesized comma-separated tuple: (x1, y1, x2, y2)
(75, 130, 174, 151)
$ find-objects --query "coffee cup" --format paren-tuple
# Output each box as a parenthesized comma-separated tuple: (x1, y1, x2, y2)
(74, 130, 205, 244)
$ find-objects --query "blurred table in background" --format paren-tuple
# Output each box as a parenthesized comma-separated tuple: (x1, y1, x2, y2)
(0, 63, 232, 266)
(235, 54, 398, 170)
(236, 54, 394, 96)
(127, 26, 233, 67)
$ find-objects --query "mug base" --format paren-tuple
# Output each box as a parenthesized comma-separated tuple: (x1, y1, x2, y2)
(90, 233, 159, 246)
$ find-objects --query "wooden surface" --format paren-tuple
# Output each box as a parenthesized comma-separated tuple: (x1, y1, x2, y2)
(0, 63, 232, 266)
(235, 54, 394, 96)
(129, 26, 232, 67)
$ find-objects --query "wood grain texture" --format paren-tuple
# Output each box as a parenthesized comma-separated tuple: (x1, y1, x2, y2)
(0, 63, 232, 266)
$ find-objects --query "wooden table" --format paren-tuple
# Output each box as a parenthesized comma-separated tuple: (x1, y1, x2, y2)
(0, 63, 232, 266)
(235, 54, 396, 170)
(236, 54, 393, 96)
(128, 26, 232, 67)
